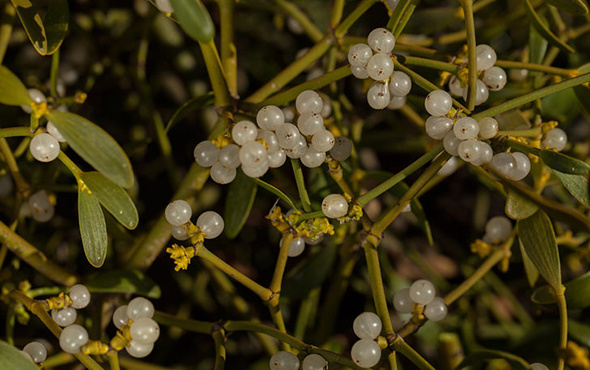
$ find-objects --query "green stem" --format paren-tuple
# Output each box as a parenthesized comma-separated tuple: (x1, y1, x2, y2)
(402, 55, 458, 73)
(330, 0, 345, 27)
(291, 159, 312, 212)
(0, 127, 33, 138)
(494, 60, 572, 77)
(393, 0, 420, 38)
(200, 40, 231, 107)
(334, 0, 380, 38)
(267, 304, 291, 351)
(0, 2, 15, 64)
(386, 0, 413, 31)
(212, 329, 227, 370)
(298, 210, 324, 221)
(269, 233, 293, 296)
(275, 0, 323, 42)
(0, 137, 30, 197)
(497, 127, 542, 138)
(50, 50, 60, 97)
(362, 243, 396, 335)
(460, 0, 477, 111)
(357, 143, 444, 207)
(219, 0, 238, 97)
(555, 289, 568, 370)
(58, 152, 83, 178)
(392, 337, 435, 370)
(473, 72, 590, 120)
(108, 352, 120, 370)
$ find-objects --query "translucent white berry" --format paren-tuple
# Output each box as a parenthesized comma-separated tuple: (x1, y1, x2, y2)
(218, 144, 241, 169)
(23, 342, 47, 363)
(454, 117, 479, 140)
(296, 90, 323, 114)
(28, 190, 54, 223)
(22, 88, 46, 113)
(393, 288, 413, 313)
(242, 162, 270, 178)
(270, 351, 300, 370)
(462, 79, 489, 106)
(478, 117, 499, 139)
(284, 136, 308, 159)
(30, 133, 60, 162)
(485, 216, 512, 243)
(281, 236, 306, 257)
(367, 81, 391, 109)
(297, 113, 324, 136)
(130, 317, 160, 344)
(302, 354, 327, 370)
(482, 66, 507, 91)
(448, 76, 463, 97)
(155, 0, 174, 13)
(507, 152, 530, 181)
(268, 149, 287, 168)
(425, 90, 452, 117)
(113, 305, 129, 329)
(348, 43, 373, 67)
(387, 95, 406, 110)
(351, 65, 369, 79)
(443, 130, 461, 156)
(366, 53, 394, 81)
(257, 105, 285, 131)
(424, 297, 448, 321)
(52, 307, 77, 327)
(490, 152, 517, 177)
(311, 130, 335, 152)
(126, 340, 154, 358)
(389, 71, 412, 97)
(367, 28, 395, 53)
(409, 279, 436, 305)
(530, 364, 549, 370)
(301, 147, 326, 168)
(425, 116, 453, 140)
(542, 128, 567, 151)
(194, 140, 219, 167)
(47, 121, 67, 142)
(276, 123, 302, 150)
(351, 339, 381, 368)
(330, 137, 352, 161)
(232, 120, 258, 145)
(239, 141, 269, 167)
(127, 297, 155, 320)
(59, 324, 89, 354)
(470, 141, 493, 166)
(322, 194, 348, 218)
(69, 284, 91, 309)
(210, 162, 237, 184)
(476, 44, 497, 71)
(353, 312, 382, 339)
(437, 156, 460, 176)
(196, 211, 224, 239)
(165, 200, 192, 226)
(170, 224, 189, 240)
(458, 139, 482, 163)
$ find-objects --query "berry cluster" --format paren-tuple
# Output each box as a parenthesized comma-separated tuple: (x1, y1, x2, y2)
(269, 351, 327, 370)
(52, 284, 90, 327)
(112, 297, 160, 358)
(21, 341, 47, 364)
(350, 312, 382, 368)
(393, 279, 448, 322)
(194, 90, 350, 183)
(165, 199, 224, 240)
(348, 28, 412, 110)
(449, 44, 507, 106)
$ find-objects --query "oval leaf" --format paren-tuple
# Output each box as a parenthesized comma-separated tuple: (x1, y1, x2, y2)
(455, 349, 530, 370)
(79, 172, 138, 230)
(10, 0, 69, 55)
(569, 320, 590, 347)
(517, 210, 561, 289)
(0, 66, 31, 106)
(529, 22, 548, 65)
(551, 169, 590, 208)
(524, 0, 575, 53)
(506, 189, 539, 220)
(169, 0, 215, 43)
(79, 188, 108, 268)
(86, 269, 161, 298)
(531, 285, 556, 304)
(545, 0, 588, 15)
(224, 169, 257, 239)
(519, 239, 540, 287)
(540, 149, 590, 175)
(562, 272, 590, 308)
(0, 340, 39, 370)
(47, 111, 134, 188)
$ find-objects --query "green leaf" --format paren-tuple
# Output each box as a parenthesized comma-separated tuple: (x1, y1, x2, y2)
(455, 349, 530, 369)
(282, 244, 337, 301)
(47, 110, 134, 188)
(0, 340, 38, 370)
(165, 92, 214, 133)
(540, 149, 590, 175)
(169, 0, 215, 43)
(86, 270, 161, 298)
(532, 272, 590, 308)
(79, 172, 139, 230)
(79, 188, 108, 268)
(574, 63, 590, 115)
(249, 177, 298, 212)
(505, 189, 539, 220)
(545, 0, 588, 15)
(224, 169, 257, 239)
(531, 285, 556, 304)
(10, 0, 69, 56)
(517, 210, 561, 289)
(551, 169, 590, 208)
(569, 320, 590, 347)
(529, 22, 548, 65)
(524, 0, 575, 53)
(0, 66, 31, 106)
(520, 239, 540, 287)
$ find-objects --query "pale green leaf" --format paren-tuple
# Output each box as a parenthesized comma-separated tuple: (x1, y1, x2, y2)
(10, 0, 69, 55)
(86, 270, 161, 298)
(532, 272, 590, 308)
(224, 169, 257, 239)
(519, 239, 540, 287)
(517, 210, 561, 289)
(545, 0, 588, 15)
(0, 66, 31, 106)
(506, 189, 538, 220)
(169, 0, 215, 43)
(529, 23, 548, 65)
(540, 149, 590, 175)
(80, 172, 139, 230)
(79, 188, 108, 268)
(0, 340, 39, 370)
(47, 110, 134, 188)
(551, 169, 590, 208)
(524, 0, 575, 53)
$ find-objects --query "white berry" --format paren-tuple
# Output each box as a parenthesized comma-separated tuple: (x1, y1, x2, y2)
(353, 312, 382, 340)
(389, 71, 412, 97)
(424, 297, 448, 321)
(127, 297, 155, 320)
(28, 190, 54, 223)
(393, 288, 413, 313)
(367, 81, 391, 109)
(296, 90, 323, 114)
(59, 324, 89, 354)
(130, 317, 160, 344)
(322, 194, 348, 218)
(542, 128, 567, 151)
(126, 340, 154, 358)
(351, 339, 381, 368)
(52, 307, 77, 327)
(193, 140, 219, 167)
(443, 130, 461, 156)
(218, 144, 241, 169)
(23, 342, 47, 363)
(367, 28, 395, 53)
(311, 130, 335, 152)
(270, 351, 300, 370)
(47, 121, 67, 142)
(478, 117, 499, 139)
(454, 117, 479, 140)
(232, 121, 258, 145)
(69, 284, 91, 309)
(257, 105, 285, 131)
(475, 44, 497, 71)
(165, 200, 192, 226)
(482, 66, 507, 91)
(30, 133, 60, 162)
(425, 116, 453, 140)
(330, 137, 352, 161)
(348, 43, 373, 67)
(196, 211, 224, 239)
(301, 147, 326, 168)
(301, 354, 327, 370)
(485, 216, 512, 243)
(425, 90, 452, 117)
(366, 53, 394, 81)
(409, 279, 436, 305)
(297, 112, 324, 136)
(113, 305, 129, 329)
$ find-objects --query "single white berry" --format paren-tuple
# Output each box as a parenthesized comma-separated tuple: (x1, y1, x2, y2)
(424, 297, 448, 321)
(389, 71, 412, 96)
(458, 139, 482, 163)
(367, 28, 395, 53)
(52, 307, 77, 327)
(257, 105, 285, 131)
(490, 152, 517, 177)
(194, 141, 219, 167)
(448, 76, 463, 97)
(425, 90, 452, 117)
(165, 200, 192, 226)
(351, 339, 381, 368)
(232, 121, 258, 145)
(170, 224, 189, 240)
(276, 123, 302, 150)
(475, 44, 497, 71)
(366, 53, 394, 81)
(507, 152, 530, 181)
(542, 128, 567, 151)
(127, 297, 155, 320)
(462, 79, 489, 106)
(28, 190, 54, 223)
(268, 149, 287, 168)
(239, 141, 269, 167)
(196, 211, 224, 239)
(23, 342, 47, 363)
(69, 284, 91, 309)
(348, 43, 373, 67)
(30, 133, 60, 162)
(22, 88, 46, 113)
(393, 288, 413, 313)
(297, 113, 324, 136)
(280, 236, 306, 257)
(387, 95, 406, 110)
(130, 317, 160, 344)
(301, 147, 326, 168)
(322, 194, 348, 218)
(210, 162, 236, 184)
(485, 216, 512, 243)
(353, 312, 382, 340)
(126, 340, 154, 358)
(242, 162, 270, 178)
(351, 65, 369, 79)
(454, 117, 479, 140)
(59, 324, 89, 354)
(218, 144, 241, 169)
(409, 279, 436, 305)
(530, 364, 549, 370)
(311, 130, 335, 152)
(47, 121, 67, 142)
(113, 305, 129, 329)
(470, 141, 493, 166)
(425, 116, 453, 140)
(482, 66, 507, 91)
(437, 156, 460, 176)
(330, 137, 352, 161)
(301, 353, 327, 370)
(367, 81, 391, 109)
(443, 130, 461, 156)
(296, 90, 323, 114)
(270, 351, 300, 370)
(478, 117, 499, 139)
